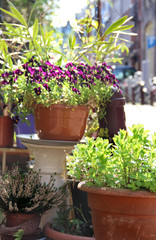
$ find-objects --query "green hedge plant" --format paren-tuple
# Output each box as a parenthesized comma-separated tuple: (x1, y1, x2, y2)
(67, 124, 156, 192)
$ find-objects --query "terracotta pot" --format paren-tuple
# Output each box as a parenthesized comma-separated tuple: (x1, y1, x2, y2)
(34, 104, 89, 141)
(0, 116, 14, 147)
(44, 223, 95, 240)
(6, 212, 37, 227)
(3, 213, 41, 238)
(78, 183, 156, 240)
(99, 89, 126, 140)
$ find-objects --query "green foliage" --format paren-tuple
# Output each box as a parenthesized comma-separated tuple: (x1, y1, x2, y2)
(14, 229, 24, 240)
(67, 124, 156, 192)
(0, 1, 135, 68)
(52, 205, 93, 237)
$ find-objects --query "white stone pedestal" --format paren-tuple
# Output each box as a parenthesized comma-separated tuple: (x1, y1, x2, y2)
(17, 134, 77, 228)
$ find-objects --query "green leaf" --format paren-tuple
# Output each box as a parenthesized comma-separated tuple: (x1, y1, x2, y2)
(115, 25, 134, 31)
(40, 25, 45, 44)
(69, 35, 72, 49)
(81, 55, 92, 65)
(7, 0, 27, 27)
(33, 18, 39, 40)
(56, 56, 63, 66)
(103, 16, 128, 37)
(0, 8, 15, 19)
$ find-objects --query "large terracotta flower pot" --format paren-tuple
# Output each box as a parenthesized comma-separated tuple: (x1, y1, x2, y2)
(44, 223, 95, 240)
(78, 183, 156, 240)
(0, 116, 14, 147)
(34, 104, 89, 141)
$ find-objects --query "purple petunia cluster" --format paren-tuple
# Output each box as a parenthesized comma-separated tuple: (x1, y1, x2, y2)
(1, 58, 118, 96)
(0, 57, 119, 123)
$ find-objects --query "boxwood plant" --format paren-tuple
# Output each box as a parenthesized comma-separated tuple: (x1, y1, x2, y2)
(67, 124, 156, 192)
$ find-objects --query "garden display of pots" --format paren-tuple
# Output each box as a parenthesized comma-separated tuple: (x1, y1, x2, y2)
(34, 104, 89, 141)
(0, 116, 14, 147)
(44, 223, 95, 240)
(78, 184, 156, 240)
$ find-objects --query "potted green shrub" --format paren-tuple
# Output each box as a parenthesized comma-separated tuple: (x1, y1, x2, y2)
(67, 124, 156, 240)
(44, 205, 95, 240)
(0, 1, 135, 141)
(0, 165, 63, 238)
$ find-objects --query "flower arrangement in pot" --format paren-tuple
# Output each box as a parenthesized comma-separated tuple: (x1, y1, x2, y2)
(67, 124, 156, 240)
(0, 165, 63, 238)
(1, 59, 118, 141)
(0, 1, 135, 141)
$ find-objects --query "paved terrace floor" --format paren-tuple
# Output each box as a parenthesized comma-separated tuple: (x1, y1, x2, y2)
(125, 103, 156, 135)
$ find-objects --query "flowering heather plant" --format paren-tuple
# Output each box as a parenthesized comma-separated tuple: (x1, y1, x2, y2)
(1, 57, 119, 123)
(0, 166, 63, 214)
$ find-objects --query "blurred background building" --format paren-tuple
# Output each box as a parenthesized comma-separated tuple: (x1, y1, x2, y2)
(107, 0, 156, 79)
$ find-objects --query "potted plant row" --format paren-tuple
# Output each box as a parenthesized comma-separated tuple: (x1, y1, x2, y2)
(0, 1, 135, 141)
(0, 165, 63, 239)
(66, 124, 156, 240)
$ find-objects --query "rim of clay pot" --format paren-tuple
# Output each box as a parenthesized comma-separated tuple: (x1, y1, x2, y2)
(35, 104, 89, 111)
(43, 223, 95, 240)
(78, 181, 156, 198)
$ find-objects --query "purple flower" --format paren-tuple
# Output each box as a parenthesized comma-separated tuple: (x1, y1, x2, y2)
(34, 87, 41, 95)
(43, 83, 51, 91)
(72, 87, 81, 95)
(12, 115, 20, 124)
(1, 80, 9, 85)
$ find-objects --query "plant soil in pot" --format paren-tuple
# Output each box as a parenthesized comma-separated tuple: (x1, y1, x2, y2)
(34, 104, 89, 141)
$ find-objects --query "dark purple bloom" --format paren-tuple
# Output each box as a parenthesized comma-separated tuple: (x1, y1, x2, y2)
(72, 87, 81, 95)
(34, 87, 41, 95)
(12, 115, 20, 124)
(43, 83, 51, 91)
(1, 80, 9, 85)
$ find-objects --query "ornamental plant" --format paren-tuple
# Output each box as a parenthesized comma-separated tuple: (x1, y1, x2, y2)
(67, 124, 156, 192)
(0, 165, 63, 214)
(1, 58, 118, 123)
(0, 1, 135, 124)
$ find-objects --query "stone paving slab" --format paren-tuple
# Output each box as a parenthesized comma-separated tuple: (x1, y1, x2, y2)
(124, 104, 156, 135)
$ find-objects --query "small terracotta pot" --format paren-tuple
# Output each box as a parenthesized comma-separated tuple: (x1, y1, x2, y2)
(34, 104, 89, 141)
(44, 223, 95, 240)
(6, 212, 37, 227)
(0, 116, 14, 147)
(78, 183, 156, 240)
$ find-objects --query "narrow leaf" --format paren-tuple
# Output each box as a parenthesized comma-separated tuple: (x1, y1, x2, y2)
(7, 0, 27, 27)
(33, 18, 39, 40)
(0, 8, 15, 19)
(103, 16, 128, 37)
(81, 55, 92, 65)
(115, 25, 134, 31)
